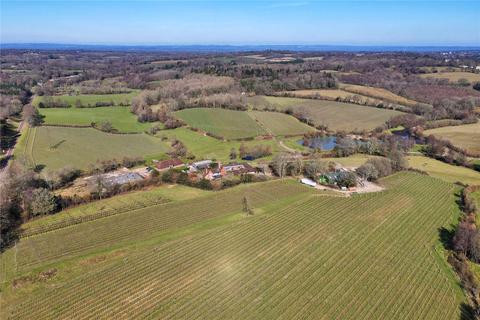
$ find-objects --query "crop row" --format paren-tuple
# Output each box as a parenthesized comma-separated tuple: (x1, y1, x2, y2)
(20, 197, 171, 238)
(12, 180, 312, 272)
(7, 173, 463, 319)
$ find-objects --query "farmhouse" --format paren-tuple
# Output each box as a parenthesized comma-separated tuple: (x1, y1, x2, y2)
(155, 158, 184, 171)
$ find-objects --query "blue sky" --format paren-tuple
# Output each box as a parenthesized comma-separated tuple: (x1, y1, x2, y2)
(1, 1, 479, 45)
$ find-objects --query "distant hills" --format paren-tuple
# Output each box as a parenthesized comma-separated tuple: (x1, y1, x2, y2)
(2, 43, 480, 52)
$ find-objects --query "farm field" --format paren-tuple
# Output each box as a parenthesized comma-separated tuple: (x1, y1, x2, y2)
(420, 71, 480, 83)
(248, 110, 315, 136)
(340, 84, 418, 106)
(424, 122, 480, 155)
(281, 88, 371, 100)
(249, 96, 404, 132)
(39, 106, 159, 133)
(322, 154, 379, 168)
(1, 173, 467, 319)
(15, 126, 170, 172)
(157, 127, 282, 162)
(406, 155, 480, 185)
(22, 184, 210, 237)
(32, 91, 139, 108)
(174, 108, 267, 139)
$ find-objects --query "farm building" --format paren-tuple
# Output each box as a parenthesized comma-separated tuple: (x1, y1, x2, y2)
(191, 160, 213, 171)
(102, 172, 144, 188)
(301, 178, 317, 187)
(223, 162, 256, 175)
(155, 158, 184, 171)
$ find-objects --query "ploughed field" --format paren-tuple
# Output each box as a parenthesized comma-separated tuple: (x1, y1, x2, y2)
(1, 173, 468, 319)
(15, 126, 170, 171)
(249, 96, 404, 132)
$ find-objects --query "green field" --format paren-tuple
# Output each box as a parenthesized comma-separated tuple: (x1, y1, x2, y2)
(407, 155, 480, 185)
(32, 91, 139, 108)
(424, 122, 480, 155)
(16, 126, 170, 172)
(0, 173, 467, 319)
(157, 127, 282, 162)
(174, 108, 267, 139)
(249, 96, 404, 132)
(248, 111, 315, 136)
(21, 184, 210, 237)
(39, 106, 159, 133)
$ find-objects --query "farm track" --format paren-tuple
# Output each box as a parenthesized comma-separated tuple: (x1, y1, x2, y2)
(4, 173, 467, 319)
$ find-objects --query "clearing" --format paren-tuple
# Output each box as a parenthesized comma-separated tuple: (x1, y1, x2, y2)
(15, 126, 170, 172)
(174, 108, 267, 139)
(249, 96, 404, 132)
(0, 173, 467, 319)
(424, 122, 480, 155)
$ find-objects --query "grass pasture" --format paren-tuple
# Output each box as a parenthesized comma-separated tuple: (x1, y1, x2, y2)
(340, 84, 418, 106)
(32, 91, 139, 108)
(157, 127, 282, 162)
(39, 106, 159, 133)
(0, 173, 468, 319)
(174, 108, 266, 139)
(420, 72, 480, 84)
(424, 122, 480, 155)
(248, 110, 315, 136)
(249, 96, 404, 132)
(16, 126, 170, 171)
(282, 88, 371, 100)
(407, 155, 480, 185)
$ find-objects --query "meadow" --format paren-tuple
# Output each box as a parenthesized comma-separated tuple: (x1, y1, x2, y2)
(157, 127, 283, 162)
(1, 173, 468, 319)
(424, 122, 480, 155)
(174, 108, 267, 139)
(406, 155, 480, 185)
(16, 126, 170, 172)
(248, 110, 315, 136)
(249, 96, 404, 132)
(32, 91, 139, 108)
(420, 72, 480, 84)
(39, 106, 159, 133)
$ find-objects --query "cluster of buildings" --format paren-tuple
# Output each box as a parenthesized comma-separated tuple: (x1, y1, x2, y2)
(154, 158, 258, 180)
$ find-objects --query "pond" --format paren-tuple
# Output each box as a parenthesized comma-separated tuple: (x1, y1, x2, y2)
(298, 136, 337, 151)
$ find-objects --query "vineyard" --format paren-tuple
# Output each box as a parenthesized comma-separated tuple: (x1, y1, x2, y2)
(1, 180, 313, 276)
(1, 173, 469, 319)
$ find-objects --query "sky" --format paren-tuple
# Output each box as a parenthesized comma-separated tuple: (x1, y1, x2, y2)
(1, 1, 479, 46)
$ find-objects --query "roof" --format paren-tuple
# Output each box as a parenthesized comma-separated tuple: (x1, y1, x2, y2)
(156, 158, 183, 170)
(301, 178, 317, 187)
(193, 160, 213, 168)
